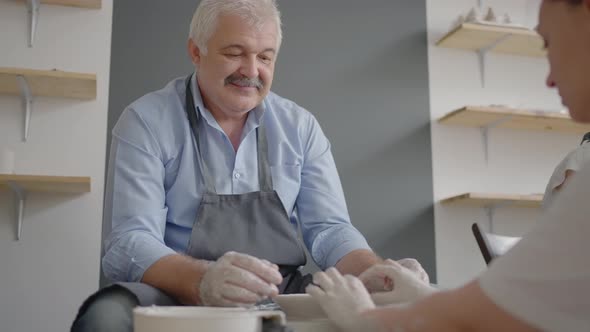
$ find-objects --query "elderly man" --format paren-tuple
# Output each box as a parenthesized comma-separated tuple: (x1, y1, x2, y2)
(71, 0, 427, 331)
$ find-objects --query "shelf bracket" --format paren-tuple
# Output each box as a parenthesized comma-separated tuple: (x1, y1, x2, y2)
(16, 75, 34, 142)
(6, 181, 26, 241)
(480, 114, 513, 163)
(477, 33, 512, 88)
(26, 0, 41, 48)
(483, 205, 495, 233)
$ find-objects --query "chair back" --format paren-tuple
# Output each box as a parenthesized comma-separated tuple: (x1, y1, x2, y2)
(471, 223, 521, 265)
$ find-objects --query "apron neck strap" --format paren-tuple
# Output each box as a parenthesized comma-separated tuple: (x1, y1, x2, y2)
(256, 124, 273, 192)
(185, 74, 274, 193)
(185, 75, 216, 194)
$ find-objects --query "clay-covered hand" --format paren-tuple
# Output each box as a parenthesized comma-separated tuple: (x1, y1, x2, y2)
(397, 258, 429, 284)
(199, 251, 282, 307)
(306, 268, 379, 332)
(360, 258, 429, 293)
(360, 260, 436, 305)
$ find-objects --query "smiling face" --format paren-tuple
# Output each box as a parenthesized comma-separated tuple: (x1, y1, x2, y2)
(538, 0, 590, 122)
(188, 14, 278, 121)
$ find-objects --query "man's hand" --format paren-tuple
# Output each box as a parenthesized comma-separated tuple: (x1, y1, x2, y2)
(360, 259, 436, 305)
(360, 258, 429, 293)
(397, 258, 429, 284)
(199, 251, 283, 307)
(306, 268, 379, 332)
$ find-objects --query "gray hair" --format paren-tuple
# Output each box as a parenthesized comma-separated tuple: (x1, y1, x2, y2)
(189, 0, 282, 55)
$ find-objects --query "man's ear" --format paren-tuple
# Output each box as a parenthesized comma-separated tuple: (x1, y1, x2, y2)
(188, 38, 202, 67)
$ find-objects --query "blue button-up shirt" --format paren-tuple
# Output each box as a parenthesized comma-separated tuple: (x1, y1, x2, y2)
(102, 75, 371, 283)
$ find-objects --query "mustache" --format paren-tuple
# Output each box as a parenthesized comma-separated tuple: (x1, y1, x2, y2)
(225, 74, 263, 89)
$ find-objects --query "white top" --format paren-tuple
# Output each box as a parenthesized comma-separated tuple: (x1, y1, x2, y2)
(479, 162, 590, 332)
(542, 141, 590, 208)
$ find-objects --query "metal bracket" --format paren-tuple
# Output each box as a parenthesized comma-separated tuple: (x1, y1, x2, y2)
(480, 115, 513, 163)
(483, 205, 495, 233)
(6, 181, 26, 241)
(26, 0, 41, 48)
(483, 200, 513, 233)
(476, 33, 512, 88)
(16, 75, 33, 142)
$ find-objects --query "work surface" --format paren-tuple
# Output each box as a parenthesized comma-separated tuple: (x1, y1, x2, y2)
(286, 319, 337, 331)
(133, 305, 338, 332)
(271, 294, 337, 331)
(133, 293, 404, 331)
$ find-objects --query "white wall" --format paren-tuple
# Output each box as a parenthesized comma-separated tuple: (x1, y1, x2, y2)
(0, 1, 112, 331)
(427, 0, 579, 287)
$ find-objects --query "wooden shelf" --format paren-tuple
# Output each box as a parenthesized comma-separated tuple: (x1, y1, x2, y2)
(441, 193, 543, 208)
(0, 174, 91, 193)
(436, 23, 546, 58)
(0, 174, 91, 240)
(438, 106, 590, 134)
(0, 67, 96, 100)
(40, 0, 101, 9)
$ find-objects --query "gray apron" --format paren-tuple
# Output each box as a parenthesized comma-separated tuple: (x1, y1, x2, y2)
(110, 75, 310, 307)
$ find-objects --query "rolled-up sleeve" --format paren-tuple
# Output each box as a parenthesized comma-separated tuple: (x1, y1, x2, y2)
(102, 108, 176, 283)
(297, 114, 371, 270)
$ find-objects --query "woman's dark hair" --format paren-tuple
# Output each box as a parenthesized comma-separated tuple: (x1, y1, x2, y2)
(558, 0, 583, 5)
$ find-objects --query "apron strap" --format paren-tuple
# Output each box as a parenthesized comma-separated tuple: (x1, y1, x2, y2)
(257, 124, 274, 192)
(185, 75, 216, 194)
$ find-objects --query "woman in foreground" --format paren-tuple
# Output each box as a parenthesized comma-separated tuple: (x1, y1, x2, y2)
(307, 1, 590, 331)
